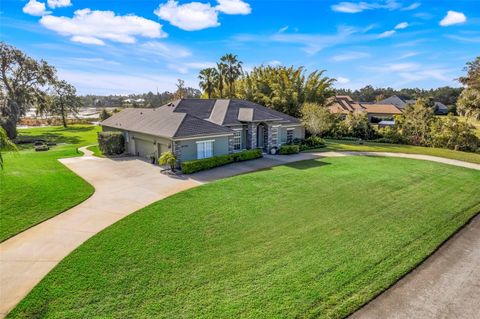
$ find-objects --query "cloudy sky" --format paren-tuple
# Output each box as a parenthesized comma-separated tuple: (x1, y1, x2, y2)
(2, 0, 479, 94)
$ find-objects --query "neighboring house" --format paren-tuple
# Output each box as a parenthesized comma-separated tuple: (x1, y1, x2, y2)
(100, 99, 304, 163)
(379, 95, 449, 115)
(329, 96, 402, 122)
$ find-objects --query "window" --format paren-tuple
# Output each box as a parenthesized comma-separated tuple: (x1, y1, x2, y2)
(286, 129, 294, 144)
(233, 130, 241, 151)
(196, 140, 214, 159)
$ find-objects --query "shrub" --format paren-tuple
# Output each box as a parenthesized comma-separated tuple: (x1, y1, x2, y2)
(181, 149, 263, 174)
(99, 109, 111, 121)
(98, 131, 125, 155)
(279, 144, 300, 154)
(159, 151, 177, 171)
(232, 148, 263, 161)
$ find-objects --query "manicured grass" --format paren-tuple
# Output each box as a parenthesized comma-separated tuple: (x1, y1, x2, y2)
(86, 144, 104, 157)
(314, 139, 480, 164)
(9, 157, 480, 318)
(0, 125, 100, 242)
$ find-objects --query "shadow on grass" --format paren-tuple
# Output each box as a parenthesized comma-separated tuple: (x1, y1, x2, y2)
(283, 159, 331, 170)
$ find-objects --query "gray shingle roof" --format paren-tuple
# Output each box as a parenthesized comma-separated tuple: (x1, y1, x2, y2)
(101, 107, 186, 138)
(102, 99, 301, 140)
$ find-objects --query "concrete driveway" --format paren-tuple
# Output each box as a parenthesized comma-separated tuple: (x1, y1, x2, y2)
(350, 214, 480, 319)
(0, 152, 203, 317)
(1, 148, 479, 317)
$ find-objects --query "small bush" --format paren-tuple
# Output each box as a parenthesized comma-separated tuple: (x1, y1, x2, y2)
(98, 131, 125, 155)
(182, 149, 263, 174)
(159, 151, 177, 171)
(279, 144, 300, 154)
(232, 148, 263, 161)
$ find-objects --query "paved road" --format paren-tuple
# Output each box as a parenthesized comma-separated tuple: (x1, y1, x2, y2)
(0, 149, 478, 317)
(350, 214, 480, 319)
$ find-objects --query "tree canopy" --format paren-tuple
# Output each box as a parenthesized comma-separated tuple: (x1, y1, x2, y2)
(0, 42, 56, 138)
(457, 56, 480, 120)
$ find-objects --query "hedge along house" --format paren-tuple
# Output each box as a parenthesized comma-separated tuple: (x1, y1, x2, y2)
(100, 99, 304, 165)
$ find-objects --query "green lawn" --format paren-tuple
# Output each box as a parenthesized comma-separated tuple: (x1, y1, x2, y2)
(0, 125, 100, 242)
(316, 139, 480, 164)
(9, 156, 480, 319)
(86, 144, 104, 157)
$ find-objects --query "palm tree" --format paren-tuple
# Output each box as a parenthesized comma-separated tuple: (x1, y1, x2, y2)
(198, 68, 217, 99)
(216, 62, 226, 98)
(220, 54, 243, 98)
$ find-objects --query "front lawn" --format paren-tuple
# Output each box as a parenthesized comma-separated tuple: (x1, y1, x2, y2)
(317, 139, 480, 164)
(0, 125, 100, 242)
(9, 156, 480, 318)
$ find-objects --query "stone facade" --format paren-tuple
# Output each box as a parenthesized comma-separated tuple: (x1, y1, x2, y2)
(246, 122, 257, 149)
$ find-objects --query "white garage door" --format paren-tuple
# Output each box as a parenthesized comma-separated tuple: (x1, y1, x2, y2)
(135, 139, 155, 158)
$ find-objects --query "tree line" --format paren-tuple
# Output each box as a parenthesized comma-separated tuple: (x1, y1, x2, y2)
(198, 54, 478, 119)
(335, 85, 463, 108)
(80, 81, 201, 109)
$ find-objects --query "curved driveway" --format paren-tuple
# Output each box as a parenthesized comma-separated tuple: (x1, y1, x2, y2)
(0, 149, 479, 317)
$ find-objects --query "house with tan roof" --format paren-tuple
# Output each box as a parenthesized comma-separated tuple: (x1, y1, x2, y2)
(328, 95, 402, 123)
(101, 99, 304, 162)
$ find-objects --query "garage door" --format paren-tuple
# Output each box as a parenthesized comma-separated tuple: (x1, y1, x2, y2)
(135, 139, 155, 158)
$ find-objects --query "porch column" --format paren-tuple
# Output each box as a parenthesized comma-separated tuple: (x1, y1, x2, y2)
(246, 123, 257, 149)
(173, 141, 182, 168)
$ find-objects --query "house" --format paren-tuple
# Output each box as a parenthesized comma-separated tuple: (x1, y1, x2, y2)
(100, 99, 304, 163)
(328, 96, 402, 123)
(379, 95, 449, 115)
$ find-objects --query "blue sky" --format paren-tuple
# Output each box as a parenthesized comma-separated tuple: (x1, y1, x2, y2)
(2, 0, 479, 94)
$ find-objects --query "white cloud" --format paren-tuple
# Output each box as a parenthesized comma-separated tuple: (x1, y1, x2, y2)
(388, 62, 418, 71)
(440, 11, 466, 27)
(331, 2, 374, 13)
(140, 41, 192, 59)
(154, 0, 219, 31)
(267, 60, 282, 66)
(330, 51, 370, 62)
(337, 77, 350, 84)
(154, 0, 251, 31)
(331, 1, 421, 13)
(168, 61, 215, 74)
(401, 2, 420, 11)
(331, 0, 401, 13)
(278, 26, 289, 33)
(378, 30, 396, 38)
(394, 22, 408, 29)
(71, 35, 105, 45)
(47, 0, 71, 9)
(40, 9, 166, 45)
(23, 0, 50, 16)
(215, 0, 251, 15)
(270, 26, 366, 55)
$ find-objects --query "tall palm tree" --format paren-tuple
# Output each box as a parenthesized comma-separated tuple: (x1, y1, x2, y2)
(198, 68, 217, 99)
(220, 54, 243, 98)
(216, 62, 226, 98)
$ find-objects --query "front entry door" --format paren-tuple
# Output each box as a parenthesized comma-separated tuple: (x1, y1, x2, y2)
(257, 124, 268, 151)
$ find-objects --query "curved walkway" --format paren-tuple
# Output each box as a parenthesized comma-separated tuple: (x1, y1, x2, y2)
(0, 149, 478, 317)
